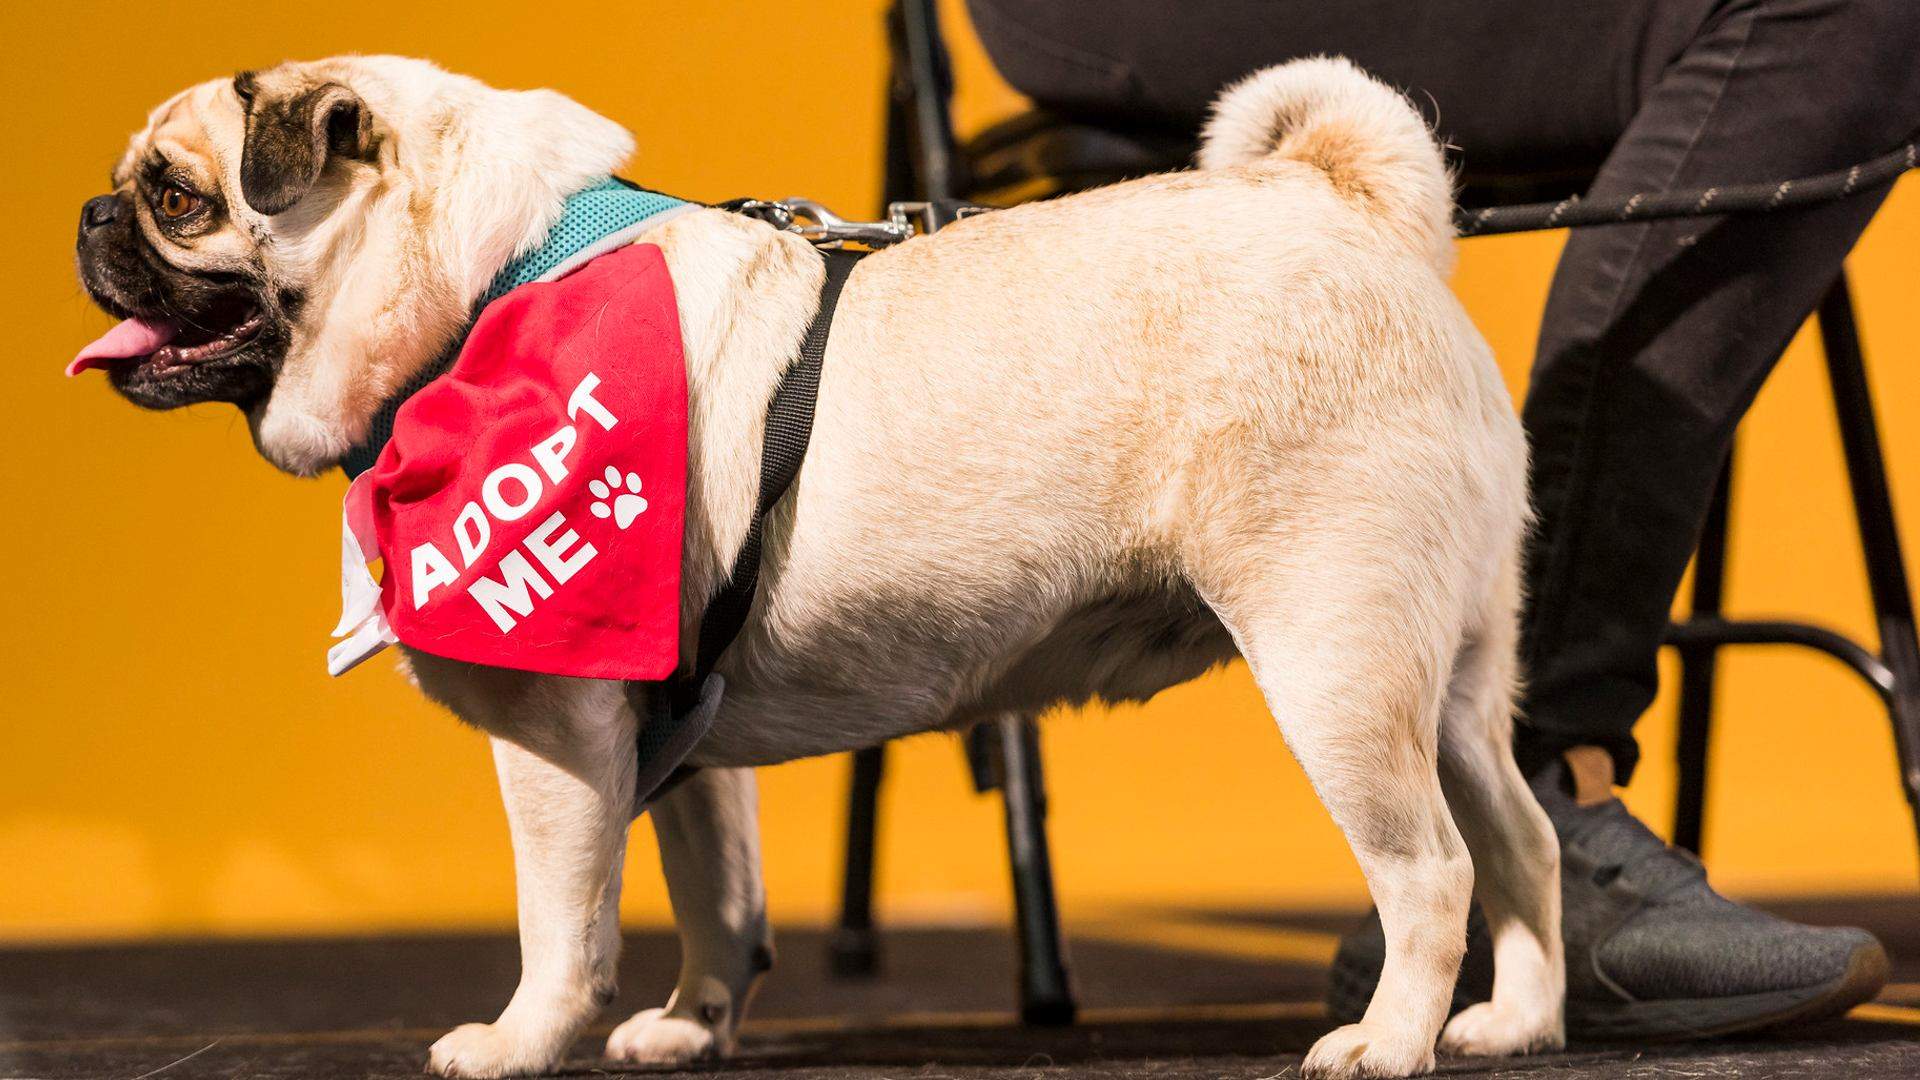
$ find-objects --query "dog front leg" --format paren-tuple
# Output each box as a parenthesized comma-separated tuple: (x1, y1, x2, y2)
(606, 766, 770, 1065)
(431, 719, 635, 1078)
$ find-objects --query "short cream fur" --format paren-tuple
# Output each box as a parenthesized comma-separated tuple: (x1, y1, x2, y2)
(95, 54, 1563, 1080)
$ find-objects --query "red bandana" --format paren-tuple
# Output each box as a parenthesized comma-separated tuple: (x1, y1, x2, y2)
(330, 243, 686, 680)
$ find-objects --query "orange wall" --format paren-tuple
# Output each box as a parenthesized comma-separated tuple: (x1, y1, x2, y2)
(3, 0, 1915, 940)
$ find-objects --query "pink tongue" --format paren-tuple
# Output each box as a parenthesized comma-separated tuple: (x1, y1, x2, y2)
(68, 318, 179, 377)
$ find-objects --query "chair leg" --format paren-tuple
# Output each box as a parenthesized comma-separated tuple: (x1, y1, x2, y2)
(888, 3, 1075, 1015)
(888, 0, 962, 201)
(827, 1, 922, 982)
(991, 715, 1077, 1025)
(1819, 272, 1920, 864)
(830, 745, 887, 977)
(881, 2, 918, 211)
(1673, 453, 1735, 856)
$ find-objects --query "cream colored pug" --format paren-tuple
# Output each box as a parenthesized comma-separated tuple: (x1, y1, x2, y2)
(72, 54, 1563, 1079)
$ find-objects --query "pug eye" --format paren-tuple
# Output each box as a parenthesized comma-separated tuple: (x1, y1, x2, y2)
(157, 184, 200, 219)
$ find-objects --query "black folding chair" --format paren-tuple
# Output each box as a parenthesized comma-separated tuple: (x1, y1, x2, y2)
(829, 0, 1920, 1025)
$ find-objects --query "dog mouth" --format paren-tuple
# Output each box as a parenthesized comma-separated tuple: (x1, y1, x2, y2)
(69, 294, 266, 378)
(68, 295, 266, 379)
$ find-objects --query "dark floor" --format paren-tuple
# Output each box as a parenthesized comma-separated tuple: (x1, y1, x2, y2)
(1, 897, 1915, 1080)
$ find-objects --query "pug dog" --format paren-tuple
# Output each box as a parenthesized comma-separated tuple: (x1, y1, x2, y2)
(72, 54, 1563, 1079)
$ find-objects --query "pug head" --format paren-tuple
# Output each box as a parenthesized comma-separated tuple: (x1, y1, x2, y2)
(73, 56, 634, 475)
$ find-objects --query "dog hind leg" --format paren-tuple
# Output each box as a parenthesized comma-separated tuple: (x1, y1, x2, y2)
(606, 766, 771, 1065)
(1199, 539, 1471, 1079)
(1434, 557, 1565, 1057)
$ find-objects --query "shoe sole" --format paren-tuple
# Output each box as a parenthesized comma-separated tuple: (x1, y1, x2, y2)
(1326, 938, 1890, 1044)
(1569, 937, 1892, 1043)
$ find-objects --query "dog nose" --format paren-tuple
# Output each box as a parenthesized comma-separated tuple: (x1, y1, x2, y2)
(80, 194, 122, 234)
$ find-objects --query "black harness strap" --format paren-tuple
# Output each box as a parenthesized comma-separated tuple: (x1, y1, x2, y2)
(628, 247, 865, 807)
(690, 248, 861, 701)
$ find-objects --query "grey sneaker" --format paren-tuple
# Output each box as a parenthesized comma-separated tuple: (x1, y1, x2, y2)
(1326, 752, 1890, 1041)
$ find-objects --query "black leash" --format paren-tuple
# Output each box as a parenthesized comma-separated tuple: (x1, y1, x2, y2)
(1456, 140, 1917, 237)
(626, 247, 865, 808)
(943, 137, 1918, 240)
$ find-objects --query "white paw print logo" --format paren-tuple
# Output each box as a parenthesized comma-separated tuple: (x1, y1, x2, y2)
(588, 465, 649, 529)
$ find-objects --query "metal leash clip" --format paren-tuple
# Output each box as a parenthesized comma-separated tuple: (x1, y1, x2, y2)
(734, 198, 993, 249)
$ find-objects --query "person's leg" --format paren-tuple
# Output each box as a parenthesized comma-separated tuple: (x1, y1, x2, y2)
(1480, 0, 1917, 1038)
(1518, 0, 1920, 779)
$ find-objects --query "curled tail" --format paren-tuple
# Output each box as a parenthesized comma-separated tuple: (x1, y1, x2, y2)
(1199, 56, 1455, 269)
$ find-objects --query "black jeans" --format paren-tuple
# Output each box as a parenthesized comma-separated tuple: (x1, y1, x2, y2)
(968, 0, 1920, 780)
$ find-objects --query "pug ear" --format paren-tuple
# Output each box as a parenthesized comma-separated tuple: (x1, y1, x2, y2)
(236, 72, 374, 216)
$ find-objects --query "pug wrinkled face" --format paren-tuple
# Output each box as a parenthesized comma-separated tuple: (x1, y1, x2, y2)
(72, 56, 634, 475)
(73, 68, 372, 412)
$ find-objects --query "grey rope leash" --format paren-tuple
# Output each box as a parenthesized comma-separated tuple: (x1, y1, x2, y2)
(774, 138, 1917, 245)
(1455, 139, 1918, 237)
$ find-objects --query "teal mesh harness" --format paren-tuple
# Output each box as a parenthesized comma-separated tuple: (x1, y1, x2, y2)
(339, 179, 690, 478)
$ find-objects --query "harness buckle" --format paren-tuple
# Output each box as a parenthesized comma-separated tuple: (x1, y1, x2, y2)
(741, 197, 993, 249)
(783, 198, 917, 247)
(729, 199, 797, 232)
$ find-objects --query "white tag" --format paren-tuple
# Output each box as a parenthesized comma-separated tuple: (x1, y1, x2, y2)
(327, 493, 396, 676)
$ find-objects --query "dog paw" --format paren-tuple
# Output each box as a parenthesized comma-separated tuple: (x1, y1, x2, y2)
(1438, 1001, 1564, 1058)
(1302, 1021, 1435, 1079)
(604, 1007, 721, 1065)
(428, 1021, 561, 1078)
